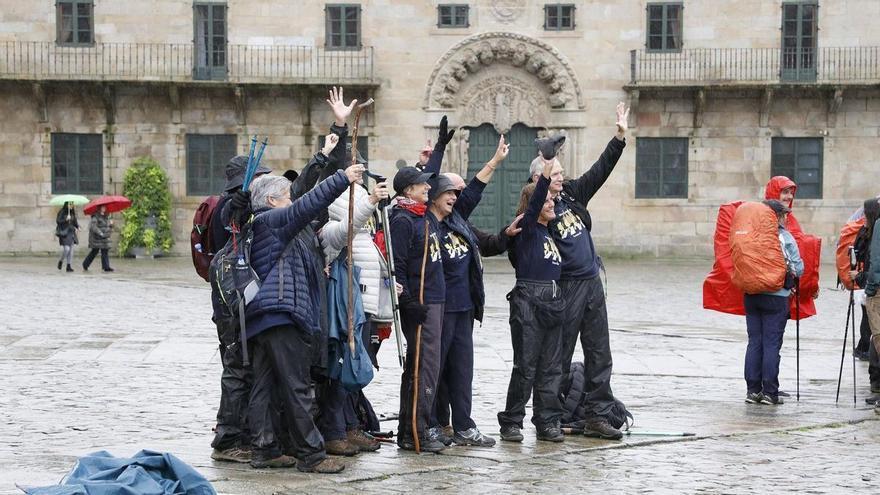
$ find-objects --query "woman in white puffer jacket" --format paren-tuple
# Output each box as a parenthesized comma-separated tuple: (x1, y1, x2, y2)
(320, 178, 392, 325)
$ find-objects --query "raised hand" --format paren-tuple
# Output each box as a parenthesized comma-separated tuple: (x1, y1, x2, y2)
(616, 101, 631, 138)
(321, 133, 340, 156)
(326, 86, 358, 126)
(505, 214, 524, 237)
(418, 139, 433, 165)
(489, 135, 510, 166)
(436, 115, 455, 148)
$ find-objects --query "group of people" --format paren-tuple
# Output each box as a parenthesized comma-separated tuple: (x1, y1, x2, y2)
(54, 202, 115, 273)
(204, 86, 634, 473)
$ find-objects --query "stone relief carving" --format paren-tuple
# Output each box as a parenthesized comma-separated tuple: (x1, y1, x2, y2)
(458, 76, 549, 133)
(491, 0, 527, 24)
(424, 32, 584, 111)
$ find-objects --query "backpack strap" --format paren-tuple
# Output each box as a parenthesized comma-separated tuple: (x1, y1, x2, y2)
(238, 298, 249, 367)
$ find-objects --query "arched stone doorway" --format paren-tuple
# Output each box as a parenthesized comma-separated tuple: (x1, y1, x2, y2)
(466, 123, 537, 232)
(421, 32, 588, 232)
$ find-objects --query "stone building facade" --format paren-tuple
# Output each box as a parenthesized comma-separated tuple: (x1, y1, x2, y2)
(0, 0, 878, 259)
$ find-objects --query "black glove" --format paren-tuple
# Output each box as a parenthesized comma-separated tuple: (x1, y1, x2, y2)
(229, 190, 251, 226)
(535, 134, 566, 160)
(436, 115, 456, 149)
(399, 294, 429, 326)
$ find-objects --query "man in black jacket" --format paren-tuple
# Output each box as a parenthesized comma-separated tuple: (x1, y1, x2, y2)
(529, 102, 630, 441)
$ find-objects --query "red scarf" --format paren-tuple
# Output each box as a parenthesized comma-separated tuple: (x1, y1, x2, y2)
(396, 198, 427, 216)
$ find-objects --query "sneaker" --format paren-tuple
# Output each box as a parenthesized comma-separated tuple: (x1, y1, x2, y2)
(427, 426, 453, 446)
(453, 427, 496, 447)
(250, 454, 296, 469)
(583, 419, 623, 440)
(346, 429, 381, 452)
(296, 457, 345, 474)
(499, 425, 523, 442)
(777, 390, 791, 398)
(745, 392, 763, 404)
(325, 439, 359, 456)
(536, 423, 564, 443)
(211, 447, 252, 463)
(760, 394, 784, 405)
(397, 436, 446, 453)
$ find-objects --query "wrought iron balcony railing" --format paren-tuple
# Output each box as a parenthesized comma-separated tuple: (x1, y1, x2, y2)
(0, 41, 375, 85)
(630, 47, 880, 86)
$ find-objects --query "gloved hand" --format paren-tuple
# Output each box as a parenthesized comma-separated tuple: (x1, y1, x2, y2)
(436, 115, 455, 149)
(398, 294, 429, 326)
(230, 190, 251, 227)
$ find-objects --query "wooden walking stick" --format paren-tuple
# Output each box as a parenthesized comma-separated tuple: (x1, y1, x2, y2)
(411, 220, 430, 454)
(347, 98, 374, 354)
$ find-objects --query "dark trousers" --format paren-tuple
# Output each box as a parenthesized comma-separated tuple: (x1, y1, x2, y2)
(498, 281, 564, 429)
(83, 248, 110, 270)
(857, 305, 871, 353)
(744, 294, 789, 398)
(558, 277, 616, 421)
(431, 309, 476, 432)
(317, 380, 360, 441)
(248, 324, 325, 466)
(398, 303, 444, 440)
(211, 317, 253, 450)
(865, 305, 880, 389)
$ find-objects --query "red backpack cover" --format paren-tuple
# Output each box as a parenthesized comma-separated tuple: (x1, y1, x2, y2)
(837, 218, 866, 290)
(191, 195, 220, 282)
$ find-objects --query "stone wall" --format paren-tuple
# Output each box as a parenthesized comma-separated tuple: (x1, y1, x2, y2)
(1, 0, 878, 259)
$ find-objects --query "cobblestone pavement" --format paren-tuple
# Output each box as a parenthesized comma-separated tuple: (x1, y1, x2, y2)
(1, 256, 877, 494)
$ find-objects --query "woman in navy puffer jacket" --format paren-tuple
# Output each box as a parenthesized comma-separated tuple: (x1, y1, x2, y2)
(244, 164, 363, 473)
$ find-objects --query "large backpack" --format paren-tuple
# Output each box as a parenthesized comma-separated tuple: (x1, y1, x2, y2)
(209, 221, 261, 366)
(561, 362, 633, 431)
(191, 195, 220, 282)
(837, 218, 866, 290)
(729, 202, 787, 295)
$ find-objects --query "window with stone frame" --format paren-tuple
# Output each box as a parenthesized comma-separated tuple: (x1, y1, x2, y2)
(771, 137, 823, 199)
(544, 4, 575, 31)
(325, 4, 362, 50)
(635, 137, 688, 199)
(186, 134, 237, 196)
(56, 0, 94, 46)
(646, 2, 682, 52)
(52, 133, 103, 194)
(438, 4, 469, 28)
(317, 135, 369, 163)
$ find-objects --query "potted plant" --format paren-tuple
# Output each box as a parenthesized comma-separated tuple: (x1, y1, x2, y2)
(118, 156, 174, 258)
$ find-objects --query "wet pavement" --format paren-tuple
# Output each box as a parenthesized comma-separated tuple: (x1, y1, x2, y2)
(1, 255, 877, 494)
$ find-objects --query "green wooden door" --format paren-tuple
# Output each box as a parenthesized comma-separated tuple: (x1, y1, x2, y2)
(466, 123, 537, 233)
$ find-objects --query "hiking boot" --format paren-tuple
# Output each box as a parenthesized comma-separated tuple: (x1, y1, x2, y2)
(397, 437, 446, 453)
(499, 425, 523, 442)
(865, 395, 879, 405)
(583, 419, 623, 440)
(454, 427, 496, 447)
(346, 429, 380, 452)
(745, 392, 764, 404)
(441, 425, 454, 439)
(760, 394, 784, 405)
(427, 426, 453, 446)
(536, 423, 564, 443)
(296, 457, 345, 474)
(57, 260, 62, 270)
(66, 264, 74, 272)
(325, 439, 359, 456)
(250, 454, 296, 469)
(211, 446, 252, 463)
(854, 349, 870, 361)
(777, 390, 791, 398)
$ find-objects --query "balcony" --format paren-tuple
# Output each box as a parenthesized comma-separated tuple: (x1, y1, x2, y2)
(0, 41, 376, 86)
(628, 47, 880, 88)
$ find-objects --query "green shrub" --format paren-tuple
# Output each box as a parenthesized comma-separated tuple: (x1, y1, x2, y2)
(118, 156, 174, 255)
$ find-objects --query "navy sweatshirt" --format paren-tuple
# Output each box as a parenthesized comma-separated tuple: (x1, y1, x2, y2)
(512, 175, 561, 281)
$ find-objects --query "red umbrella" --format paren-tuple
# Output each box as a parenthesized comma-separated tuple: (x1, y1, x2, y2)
(84, 195, 132, 215)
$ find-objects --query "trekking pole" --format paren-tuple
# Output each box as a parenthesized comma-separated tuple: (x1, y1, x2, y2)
(796, 278, 800, 402)
(851, 288, 857, 406)
(346, 98, 374, 354)
(836, 247, 858, 404)
(380, 202, 406, 367)
(411, 220, 430, 454)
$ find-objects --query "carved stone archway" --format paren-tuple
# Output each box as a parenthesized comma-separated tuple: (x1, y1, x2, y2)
(423, 32, 585, 112)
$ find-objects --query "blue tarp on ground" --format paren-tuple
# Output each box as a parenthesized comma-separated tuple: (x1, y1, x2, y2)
(19, 450, 215, 495)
